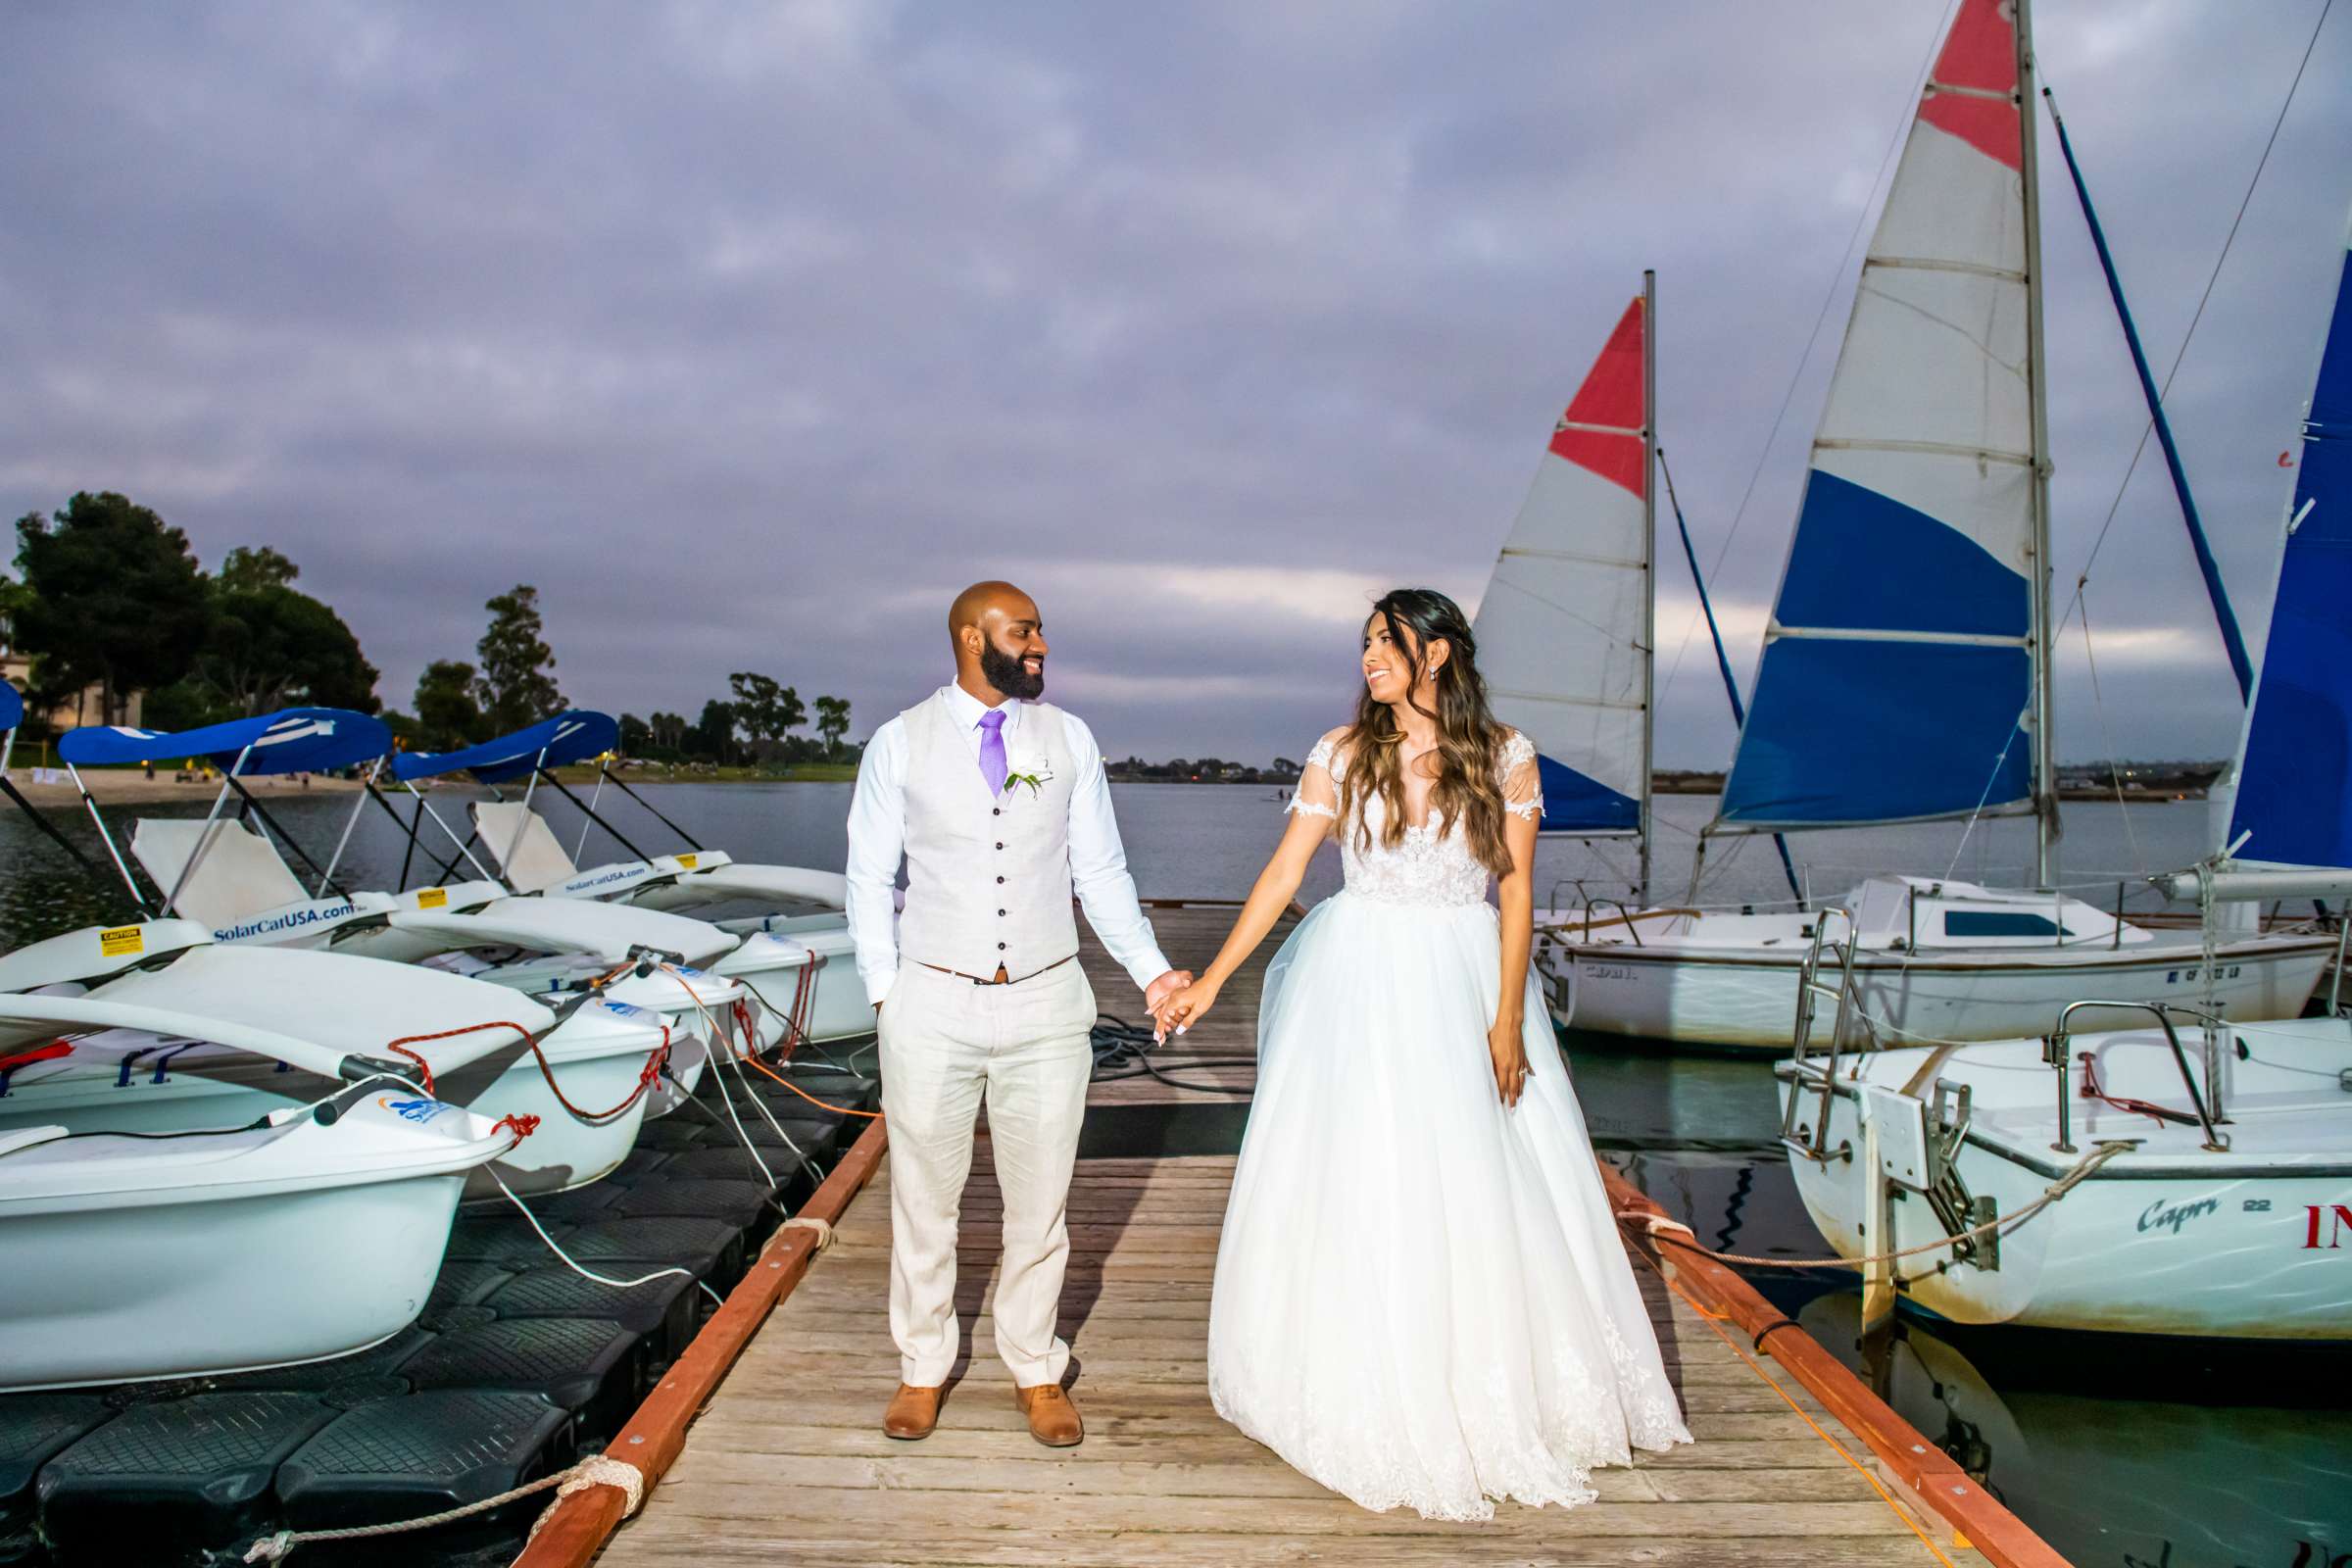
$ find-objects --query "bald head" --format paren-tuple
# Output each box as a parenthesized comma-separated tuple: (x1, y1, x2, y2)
(949, 580, 1049, 703)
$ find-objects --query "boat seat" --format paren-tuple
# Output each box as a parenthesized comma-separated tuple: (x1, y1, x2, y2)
(471, 803, 585, 894)
(130, 819, 311, 929)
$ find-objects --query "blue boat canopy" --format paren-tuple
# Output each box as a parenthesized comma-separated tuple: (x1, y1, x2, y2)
(390, 710, 618, 784)
(0, 681, 22, 733)
(57, 708, 391, 775)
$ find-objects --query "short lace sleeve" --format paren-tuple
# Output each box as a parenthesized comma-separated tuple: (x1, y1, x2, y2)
(1498, 730, 1542, 821)
(1286, 732, 1344, 821)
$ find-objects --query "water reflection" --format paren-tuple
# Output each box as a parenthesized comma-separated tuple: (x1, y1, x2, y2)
(1801, 1294, 2352, 1568)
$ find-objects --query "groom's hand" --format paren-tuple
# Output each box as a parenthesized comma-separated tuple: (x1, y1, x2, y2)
(1144, 969, 1194, 1041)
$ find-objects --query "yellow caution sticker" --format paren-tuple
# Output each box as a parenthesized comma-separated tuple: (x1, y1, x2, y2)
(416, 887, 449, 909)
(99, 926, 144, 957)
(676, 854, 698, 869)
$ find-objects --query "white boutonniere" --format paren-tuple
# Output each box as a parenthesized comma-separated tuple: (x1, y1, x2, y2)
(1003, 758, 1055, 798)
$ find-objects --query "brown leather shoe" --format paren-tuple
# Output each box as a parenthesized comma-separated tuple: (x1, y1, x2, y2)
(1015, 1382, 1083, 1447)
(883, 1383, 943, 1441)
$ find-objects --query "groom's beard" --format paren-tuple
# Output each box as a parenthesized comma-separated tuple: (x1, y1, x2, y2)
(980, 641, 1045, 701)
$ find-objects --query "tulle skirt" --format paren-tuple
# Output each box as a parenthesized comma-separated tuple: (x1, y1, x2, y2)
(1206, 890, 1690, 1520)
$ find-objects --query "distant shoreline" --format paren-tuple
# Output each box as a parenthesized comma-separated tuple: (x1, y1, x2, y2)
(5, 764, 2208, 807)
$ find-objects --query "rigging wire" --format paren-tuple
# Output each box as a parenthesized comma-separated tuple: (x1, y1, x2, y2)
(2077, 588, 2150, 878)
(2055, 0, 2335, 634)
(1655, 0, 1961, 706)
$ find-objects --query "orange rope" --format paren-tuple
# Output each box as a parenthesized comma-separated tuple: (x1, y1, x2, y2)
(732, 1042, 882, 1119)
(656, 963, 880, 1120)
(1624, 1237, 1962, 1568)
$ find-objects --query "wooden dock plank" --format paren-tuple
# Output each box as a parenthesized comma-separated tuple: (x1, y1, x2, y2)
(592, 904, 1986, 1568)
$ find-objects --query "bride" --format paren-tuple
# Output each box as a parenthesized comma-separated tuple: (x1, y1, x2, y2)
(1157, 587, 1690, 1520)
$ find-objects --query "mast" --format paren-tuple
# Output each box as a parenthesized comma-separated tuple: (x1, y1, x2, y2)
(1640, 269, 1657, 905)
(2016, 0, 2059, 889)
(2003, 0, 2060, 888)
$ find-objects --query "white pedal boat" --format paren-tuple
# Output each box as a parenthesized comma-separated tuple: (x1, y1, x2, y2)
(466, 804, 860, 1044)
(0, 921, 673, 1196)
(53, 707, 821, 1070)
(1776, 1014, 2352, 1340)
(1540, 874, 2331, 1052)
(390, 711, 868, 1044)
(0, 1077, 518, 1393)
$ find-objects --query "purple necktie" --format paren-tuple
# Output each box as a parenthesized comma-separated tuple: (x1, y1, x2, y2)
(977, 709, 1008, 796)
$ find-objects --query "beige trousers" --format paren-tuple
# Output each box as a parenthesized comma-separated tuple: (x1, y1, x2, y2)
(877, 958, 1096, 1388)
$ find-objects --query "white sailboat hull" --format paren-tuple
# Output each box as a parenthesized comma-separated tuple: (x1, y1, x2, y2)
(1774, 1022, 2352, 1339)
(1551, 931, 2331, 1051)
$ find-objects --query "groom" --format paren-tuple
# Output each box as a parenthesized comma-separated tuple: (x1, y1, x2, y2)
(843, 580, 1191, 1447)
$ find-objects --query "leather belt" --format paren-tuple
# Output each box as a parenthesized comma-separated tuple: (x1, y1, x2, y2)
(919, 954, 1079, 987)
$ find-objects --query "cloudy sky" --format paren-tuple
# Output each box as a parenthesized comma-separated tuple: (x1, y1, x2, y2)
(3, 1, 2345, 768)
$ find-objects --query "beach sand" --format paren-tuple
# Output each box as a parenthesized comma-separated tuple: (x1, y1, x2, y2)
(2, 770, 365, 806)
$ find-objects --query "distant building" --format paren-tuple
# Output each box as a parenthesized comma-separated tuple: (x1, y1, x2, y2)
(0, 652, 144, 733)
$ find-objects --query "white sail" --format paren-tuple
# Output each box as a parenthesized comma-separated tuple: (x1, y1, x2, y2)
(1472, 283, 1652, 847)
(1718, 0, 2046, 834)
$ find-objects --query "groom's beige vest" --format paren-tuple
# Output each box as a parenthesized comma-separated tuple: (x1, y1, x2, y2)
(896, 693, 1080, 980)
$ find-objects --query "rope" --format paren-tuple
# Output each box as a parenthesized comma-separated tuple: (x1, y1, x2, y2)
(241, 1454, 645, 1561)
(658, 963, 880, 1118)
(379, 1018, 549, 1099)
(1089, 1014, 1256, 1097)
(1611, 1140, 2131, 1272)
(515, 1025, 672, 1125)
(782, 1215, 837, 1252)
(489, 1168, 721, 1305)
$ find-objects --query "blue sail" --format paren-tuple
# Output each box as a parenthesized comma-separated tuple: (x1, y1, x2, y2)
(1716, 0, 2042, 833)
(2228, 226, 2352, 871)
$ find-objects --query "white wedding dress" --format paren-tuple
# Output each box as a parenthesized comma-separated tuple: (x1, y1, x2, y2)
(1207, 730, 1690, 1520)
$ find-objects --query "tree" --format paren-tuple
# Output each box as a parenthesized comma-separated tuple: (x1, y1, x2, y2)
(12, 492, 213, 724)
(415, 660, 488, 750)
(648, 710, 689, 752)
(474, 584, 562, 733)
(813, 695, 851, 756)
(196, 571, 379, 716)
(217, 546, 300, 594)
(692, 699, 739, 763)
(726, 671, 805, 747)
(617, 713, 653, 756)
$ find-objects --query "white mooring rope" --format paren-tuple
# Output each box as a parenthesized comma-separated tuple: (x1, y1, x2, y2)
(242, 1453, 645, 1561)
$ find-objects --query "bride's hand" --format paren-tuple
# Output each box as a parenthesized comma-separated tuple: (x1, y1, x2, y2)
(1158, 978, 1220, 1039)
(1489, 1014, 1530, 1107)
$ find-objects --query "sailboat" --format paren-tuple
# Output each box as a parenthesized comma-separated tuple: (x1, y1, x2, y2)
(1473, 275, 1657, 887)
(1774, 206, 2352, 1340)
(1529, 0, 2333, 1051)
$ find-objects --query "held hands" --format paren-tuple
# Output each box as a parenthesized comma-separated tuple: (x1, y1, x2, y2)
(1489, 1012, 1531, 1108)
(1144, 969, 1197, 1042)
(1152, 974, 1218, 1040)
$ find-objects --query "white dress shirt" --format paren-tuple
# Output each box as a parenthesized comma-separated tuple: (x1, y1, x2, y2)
(845, 683, 1172, 1004)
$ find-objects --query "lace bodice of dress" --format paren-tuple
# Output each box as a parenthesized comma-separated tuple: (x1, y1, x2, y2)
(1289, 730, 1541, 908)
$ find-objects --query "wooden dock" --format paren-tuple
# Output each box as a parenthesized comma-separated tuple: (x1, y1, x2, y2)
(547, 905, 2044, 1568)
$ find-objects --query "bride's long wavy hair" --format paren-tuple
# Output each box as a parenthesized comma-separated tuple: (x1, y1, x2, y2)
(1337, 588, 1516, 879)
